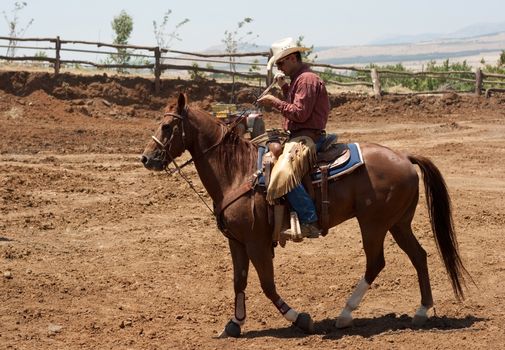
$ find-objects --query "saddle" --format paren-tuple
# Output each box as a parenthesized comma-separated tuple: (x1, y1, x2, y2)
(252, 130, 364, 247)
(254, 130, 357, 188)
(316, 142, 350, 166)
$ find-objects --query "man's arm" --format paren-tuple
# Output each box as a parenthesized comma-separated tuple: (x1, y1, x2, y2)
(271, 82, 318, 123)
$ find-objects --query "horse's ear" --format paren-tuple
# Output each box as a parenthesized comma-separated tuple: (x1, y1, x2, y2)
(177, 93, 187, 114)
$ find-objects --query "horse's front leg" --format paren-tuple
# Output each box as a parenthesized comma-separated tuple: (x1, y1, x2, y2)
(247, 241, 315, 334)
(218, 239, 249, 338)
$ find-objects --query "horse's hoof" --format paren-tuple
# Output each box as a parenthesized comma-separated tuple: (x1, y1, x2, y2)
(335, 315, 353, 329)
(219, 319, 241, 338)
(412, 314, 428, 327)
(294, 312, 315, 334)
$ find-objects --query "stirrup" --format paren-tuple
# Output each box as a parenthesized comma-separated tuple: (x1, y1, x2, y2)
(281, 212, 304, 242)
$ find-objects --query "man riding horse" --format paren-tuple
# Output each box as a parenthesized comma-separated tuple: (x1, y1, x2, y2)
(258, 37, 330, 239)
(141, 37, 471, 338)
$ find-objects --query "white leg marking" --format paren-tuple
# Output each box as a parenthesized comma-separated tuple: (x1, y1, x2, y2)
(284, 309, 299, 322)
(346, 277, 370, 310)
(275, 298, 299, 322)
(412, 304, 430, 326)
(336, 277, 370, 328)
(415, 305, 428, 318)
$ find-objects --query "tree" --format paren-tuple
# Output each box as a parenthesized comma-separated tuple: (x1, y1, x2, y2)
(296, 35, 317, 63)
(222, 17, 258, 103)
(112, 10, 133, 46)
(482, 51, 505, 76)
(153, 10, 189, 62)
(110, 10, 133, 72)
(2, 1, 34, 57)
(188, 62, 206, 80)
(248, 58, 260, 74)
(499, 50, 505, 67)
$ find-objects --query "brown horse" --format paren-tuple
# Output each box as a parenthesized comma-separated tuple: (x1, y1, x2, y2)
(141, 93, 470, 337)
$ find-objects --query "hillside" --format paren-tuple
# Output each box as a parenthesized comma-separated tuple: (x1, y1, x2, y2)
(314, 32, 505, 69)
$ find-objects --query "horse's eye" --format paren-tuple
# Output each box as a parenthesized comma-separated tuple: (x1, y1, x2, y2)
(161, 124, 172, 133)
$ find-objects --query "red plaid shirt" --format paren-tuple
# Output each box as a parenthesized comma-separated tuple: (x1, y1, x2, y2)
(271, 64, 329, 132)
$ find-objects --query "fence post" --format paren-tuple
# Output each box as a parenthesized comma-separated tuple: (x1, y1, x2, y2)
(475, 68, 483, 96)
(154, 47, 161, 94)
(371, 68, 382, 99)
(54, 36, 61, 75)
(266, 53, 273, 86)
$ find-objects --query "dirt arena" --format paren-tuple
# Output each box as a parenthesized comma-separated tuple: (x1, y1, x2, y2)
(1, 71, 504, 349)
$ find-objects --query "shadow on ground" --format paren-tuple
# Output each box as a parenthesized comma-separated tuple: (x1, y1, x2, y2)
(242, 313, 485, 339)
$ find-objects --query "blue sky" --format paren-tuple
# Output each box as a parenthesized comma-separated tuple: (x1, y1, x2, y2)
(2, 0, 505, 51)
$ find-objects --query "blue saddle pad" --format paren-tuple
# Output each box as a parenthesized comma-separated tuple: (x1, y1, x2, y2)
(311, 143, 364, 184)
(256, 143, 364, 187)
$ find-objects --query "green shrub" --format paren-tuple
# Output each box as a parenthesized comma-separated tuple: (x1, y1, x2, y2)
(347, 60, 474, 92)
(188, 62, 206, 80)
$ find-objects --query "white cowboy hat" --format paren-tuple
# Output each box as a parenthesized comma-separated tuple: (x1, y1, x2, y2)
(266, 37, 310, 70)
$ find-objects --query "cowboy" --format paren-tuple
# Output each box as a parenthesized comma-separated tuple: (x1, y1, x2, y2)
(257, 37, 330, 239)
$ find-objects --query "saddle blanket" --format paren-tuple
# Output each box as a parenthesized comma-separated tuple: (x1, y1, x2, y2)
(310, 143, 364, 184)
(257, 142, 364, 187)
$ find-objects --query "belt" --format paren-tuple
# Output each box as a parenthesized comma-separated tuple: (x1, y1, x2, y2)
(289, 129, 325, 142)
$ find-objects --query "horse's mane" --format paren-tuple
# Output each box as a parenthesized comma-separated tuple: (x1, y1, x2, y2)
(219, 131, 258, 177)
(190, 106, 258, 180)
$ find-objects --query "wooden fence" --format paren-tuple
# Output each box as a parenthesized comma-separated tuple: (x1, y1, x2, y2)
(1, 35, 505, 98)
(0, 36, 271, 93)
(310, 63, 505, 99)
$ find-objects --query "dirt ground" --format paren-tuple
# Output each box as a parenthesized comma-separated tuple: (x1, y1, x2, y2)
(1, 71, 504, 349)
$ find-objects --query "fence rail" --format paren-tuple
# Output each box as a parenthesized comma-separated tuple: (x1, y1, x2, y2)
(1, 35, 505, 97)
(0, 35, 271, 92)
(310, 62, 505, 98)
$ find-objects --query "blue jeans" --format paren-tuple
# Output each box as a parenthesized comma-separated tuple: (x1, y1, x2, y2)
(286, 135, 325, 224)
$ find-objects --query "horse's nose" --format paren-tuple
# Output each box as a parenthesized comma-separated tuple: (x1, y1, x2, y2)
(140, 155, 148, 164)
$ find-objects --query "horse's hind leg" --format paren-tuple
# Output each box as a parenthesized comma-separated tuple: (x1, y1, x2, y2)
(219, 239, 250, 338)
(390, 221, 433, 326)
(336, 223, 387, 328)
(246, 242, 315, 334)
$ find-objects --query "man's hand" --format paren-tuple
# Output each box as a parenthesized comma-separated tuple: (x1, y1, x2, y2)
(274, 72, 286, 88)
(257, 94, 281, 107)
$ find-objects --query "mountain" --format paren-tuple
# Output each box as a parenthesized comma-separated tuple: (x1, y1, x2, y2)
(450, 21, 505, 38)
(201, 43, 269, 54)
(315, 31, 505, 69)
(195, 23, 505, 70)
(370, 33, 441, 45)
(369, 21, 505, 45)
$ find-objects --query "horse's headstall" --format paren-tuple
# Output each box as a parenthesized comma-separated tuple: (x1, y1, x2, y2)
(151, 135, 167, 148)
(164, 105, 188, 121)
(153, 107, 189, 149)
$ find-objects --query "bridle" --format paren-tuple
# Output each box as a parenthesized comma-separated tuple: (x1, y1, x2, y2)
(150, 106, 229, 214)
(151, 111, 185, 168)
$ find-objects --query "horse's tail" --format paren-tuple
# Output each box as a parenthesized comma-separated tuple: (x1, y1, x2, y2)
(408, 154, 471, 300)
